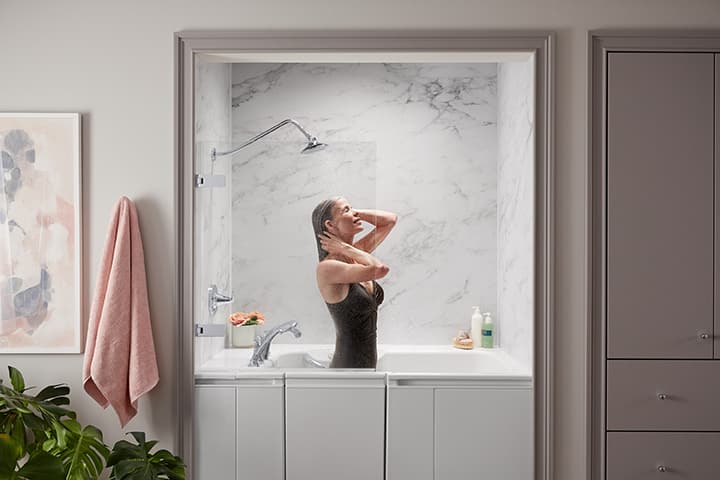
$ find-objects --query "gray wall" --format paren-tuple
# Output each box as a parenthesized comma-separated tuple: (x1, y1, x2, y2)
(3, 1, 720, 479)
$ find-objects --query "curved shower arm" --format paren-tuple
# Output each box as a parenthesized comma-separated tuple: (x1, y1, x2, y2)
(211, 118, 316, 161)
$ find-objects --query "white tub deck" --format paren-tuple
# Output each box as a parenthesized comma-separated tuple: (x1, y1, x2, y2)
(195, 344, 532, 385)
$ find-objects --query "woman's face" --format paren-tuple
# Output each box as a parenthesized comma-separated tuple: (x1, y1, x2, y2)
(326, 198, 363, 239)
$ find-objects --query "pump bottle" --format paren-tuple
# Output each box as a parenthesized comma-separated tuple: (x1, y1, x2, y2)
(480, 312, 494, 348)
(471, 306, 483, 347)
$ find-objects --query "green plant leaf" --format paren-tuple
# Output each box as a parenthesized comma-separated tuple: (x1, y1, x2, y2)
(0, 367, 119, 480)
(53, 422, 109, 480)
(109, 433, 186, 480)
(0, 433, 23, 473)
(17, 451, 65, 480)
(143, 440, 158, 454)
(129, 431, 146, 446)
(61, 418, 82, 435)
(49, 396, 71, 406)
(3, 367, 185, 480)
(10, 416, 25, 456)
(111, 458, 150, 480)
(34, 384, 70, 401)
(107, 440, 146, 467)
(0, 367, 78, 464)
(49, 419, 68, 450)
(8, 366, 25, 393)
(43, 403, 75, 418)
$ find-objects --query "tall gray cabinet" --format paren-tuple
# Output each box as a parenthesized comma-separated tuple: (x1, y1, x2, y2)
(597, 45, 720, 479)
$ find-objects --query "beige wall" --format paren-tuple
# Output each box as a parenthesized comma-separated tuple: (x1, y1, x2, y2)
(2, 1, 719, 478)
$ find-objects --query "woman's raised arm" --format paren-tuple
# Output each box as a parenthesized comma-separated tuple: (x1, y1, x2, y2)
(353, 209, 397, 253)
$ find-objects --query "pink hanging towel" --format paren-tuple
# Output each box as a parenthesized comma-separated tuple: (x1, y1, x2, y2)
(83, 196, 159, 427)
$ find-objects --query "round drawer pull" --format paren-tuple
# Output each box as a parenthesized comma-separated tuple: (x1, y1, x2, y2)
(657, 465, 668, 472)
(657, 393, 668, 400)
(699, 333, 711, 340)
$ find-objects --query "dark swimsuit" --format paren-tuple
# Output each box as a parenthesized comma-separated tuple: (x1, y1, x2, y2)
(326, 280, 385, 368)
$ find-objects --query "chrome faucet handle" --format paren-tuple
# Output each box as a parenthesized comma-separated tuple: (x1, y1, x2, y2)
(248, 321, 302, 367)
(248, 335, 264, 366)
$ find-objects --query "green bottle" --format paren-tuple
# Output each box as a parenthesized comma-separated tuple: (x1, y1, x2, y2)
(480, 312, 494, 348)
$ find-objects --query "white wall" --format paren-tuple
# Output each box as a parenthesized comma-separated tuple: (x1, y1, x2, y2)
(497, 58, 535, 372)
(194, 62, 232, 367)
(229, 63, 498, 345)
(2, 2, 720, 479)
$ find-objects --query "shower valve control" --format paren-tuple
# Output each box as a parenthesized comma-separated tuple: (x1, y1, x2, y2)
(208, 284, 234, 315)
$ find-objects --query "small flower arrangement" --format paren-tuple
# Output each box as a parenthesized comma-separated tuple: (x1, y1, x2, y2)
(229, 310, 265, 327)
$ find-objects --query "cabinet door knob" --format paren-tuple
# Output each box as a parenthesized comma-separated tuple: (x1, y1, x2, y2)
(657, 465, 668, 472)
(657, 393, 668, 400)
(699, 333, 711, 340)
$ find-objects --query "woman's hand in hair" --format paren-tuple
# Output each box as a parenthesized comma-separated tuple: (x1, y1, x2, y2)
(318, 231, 351, 257)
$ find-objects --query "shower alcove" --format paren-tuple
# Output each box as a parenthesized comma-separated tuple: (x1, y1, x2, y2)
(176, 31, 554, 480)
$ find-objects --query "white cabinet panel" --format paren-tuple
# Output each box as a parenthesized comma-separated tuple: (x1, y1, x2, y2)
(386, 387, 434, 480)
(285, 380, 385, 480)
(237, 386, 284, 480)
(435, 388, 532, 480)
(194, 386, 236, 480)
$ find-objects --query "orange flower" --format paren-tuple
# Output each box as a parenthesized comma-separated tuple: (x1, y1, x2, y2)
(245, 311, 265, 325)
(228, 310, 265, 326)
(228, 311, 248, 326)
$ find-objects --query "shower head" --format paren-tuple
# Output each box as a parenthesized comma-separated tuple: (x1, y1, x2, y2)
(301, 137, 327, 154)
(212, 118, 327, 161)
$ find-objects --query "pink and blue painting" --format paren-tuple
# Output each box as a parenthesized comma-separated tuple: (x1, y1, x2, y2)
(0, 113, 81, 353)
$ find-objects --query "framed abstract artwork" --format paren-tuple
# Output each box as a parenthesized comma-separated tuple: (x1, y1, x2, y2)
(0, 113, 82, 353)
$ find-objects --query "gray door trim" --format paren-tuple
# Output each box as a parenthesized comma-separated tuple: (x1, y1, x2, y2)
(175, 30, 555, 479)
(589, 30, 720, 480)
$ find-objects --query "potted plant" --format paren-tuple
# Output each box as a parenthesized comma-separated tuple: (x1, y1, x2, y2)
(0, 366, 186, 480)
(108, 431, 185, 480)
(228, 310, 265, 347)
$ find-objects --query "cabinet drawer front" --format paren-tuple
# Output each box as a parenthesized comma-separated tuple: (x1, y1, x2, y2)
(607, 360, 720, 430)
(607, 432, 720, 479)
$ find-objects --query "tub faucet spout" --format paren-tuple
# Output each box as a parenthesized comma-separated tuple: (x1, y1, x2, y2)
(249, 321, 302, 367)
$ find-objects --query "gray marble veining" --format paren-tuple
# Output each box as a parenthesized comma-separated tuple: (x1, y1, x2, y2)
(195, 61, 532, 364)
(226, 63, 499, 345)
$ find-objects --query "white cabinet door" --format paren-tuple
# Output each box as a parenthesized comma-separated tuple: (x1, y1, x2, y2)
(194, 386, 236, 480)
(285, 376, 386, 480)
(435, 388, 532, 480)
(237, 385, 284, 480)
(386, 386, 434, 480)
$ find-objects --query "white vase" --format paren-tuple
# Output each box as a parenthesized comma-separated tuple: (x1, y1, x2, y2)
(231, 324, 257, 348)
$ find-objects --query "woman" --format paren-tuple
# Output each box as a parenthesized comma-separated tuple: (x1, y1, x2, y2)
(312, 197, 397, 368)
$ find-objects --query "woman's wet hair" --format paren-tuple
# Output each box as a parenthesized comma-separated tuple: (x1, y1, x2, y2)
(311, 197, 340, 261)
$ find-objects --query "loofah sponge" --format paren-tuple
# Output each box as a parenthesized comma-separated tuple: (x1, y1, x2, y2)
(452, 330, 474, 350)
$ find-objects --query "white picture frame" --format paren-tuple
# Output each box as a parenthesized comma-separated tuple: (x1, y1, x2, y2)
(0, 112, 82, 353)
